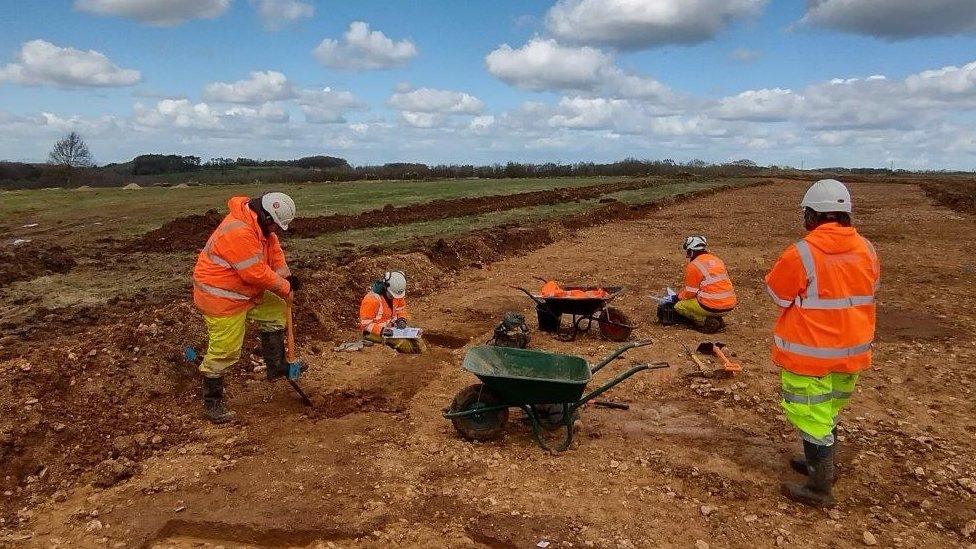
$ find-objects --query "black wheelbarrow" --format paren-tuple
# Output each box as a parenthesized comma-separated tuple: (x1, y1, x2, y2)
(516, 285, 634, 342)
(443, 341, 668, 452)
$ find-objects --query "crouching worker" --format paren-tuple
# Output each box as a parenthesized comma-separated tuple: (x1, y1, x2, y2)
(359, 271, 426, 354)
(659, 235, 737, 333)
(192, 192, 298, 423)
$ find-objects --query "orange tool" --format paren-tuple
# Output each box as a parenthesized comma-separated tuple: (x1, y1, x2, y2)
(696, 342, 742, 373)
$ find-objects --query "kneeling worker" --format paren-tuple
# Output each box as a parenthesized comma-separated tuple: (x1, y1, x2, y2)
(360, 271, 426, 354)
(192, 192, 299, 423)
(668, 235, 737, 332)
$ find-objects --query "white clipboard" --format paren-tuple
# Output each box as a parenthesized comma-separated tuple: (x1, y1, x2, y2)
(390, 327, 423, 339)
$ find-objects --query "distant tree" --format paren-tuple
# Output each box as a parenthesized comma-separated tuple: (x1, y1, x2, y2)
(49, 132, 94, 185)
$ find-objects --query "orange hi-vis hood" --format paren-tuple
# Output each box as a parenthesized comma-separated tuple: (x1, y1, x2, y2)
(192, 197, 291, 317)
(765, 223, 880, 377)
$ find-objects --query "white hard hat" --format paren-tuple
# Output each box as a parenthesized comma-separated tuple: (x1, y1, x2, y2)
(261, 192, 296, 230)
(683, 235, 707, 252)
(801, 179, 852, 213)
(384, 271, 406, 298)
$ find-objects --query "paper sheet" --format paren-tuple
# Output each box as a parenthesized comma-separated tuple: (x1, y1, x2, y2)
(390, 327, 422, 339)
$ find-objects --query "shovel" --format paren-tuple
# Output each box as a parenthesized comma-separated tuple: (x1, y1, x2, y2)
(696, 342, 742, 374)
(285, 300, 313, 406)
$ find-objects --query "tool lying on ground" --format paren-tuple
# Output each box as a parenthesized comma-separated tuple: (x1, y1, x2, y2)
(682, 344, 710, 376)
(696, 341, 742, 374)
(594, 400, 630, 410)
(443, 340, 668, 452)
(285, 301, 313, 406)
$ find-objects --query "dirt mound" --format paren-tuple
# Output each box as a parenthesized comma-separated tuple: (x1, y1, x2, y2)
(122, 183, 142, 190)
(128, 209, 222, 252)
(0, 243, 75, 287)
(920, 179, 976, 215)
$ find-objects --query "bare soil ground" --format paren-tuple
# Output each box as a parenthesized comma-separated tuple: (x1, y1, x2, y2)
(2, 179, 975, 548)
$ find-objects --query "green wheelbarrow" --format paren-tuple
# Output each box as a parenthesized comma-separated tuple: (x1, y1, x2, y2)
(443, 341, 668, 452)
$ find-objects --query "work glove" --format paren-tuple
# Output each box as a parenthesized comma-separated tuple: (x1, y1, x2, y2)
(286, 275, 301, 293)
(380, 327, 394, 338)
(394, 318, 408, 329)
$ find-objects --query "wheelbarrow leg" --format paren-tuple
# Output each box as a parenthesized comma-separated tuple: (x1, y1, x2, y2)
(523, 404, 574, 453)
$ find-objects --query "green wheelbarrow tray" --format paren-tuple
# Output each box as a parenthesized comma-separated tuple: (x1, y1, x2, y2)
(443, 340, 669, 452)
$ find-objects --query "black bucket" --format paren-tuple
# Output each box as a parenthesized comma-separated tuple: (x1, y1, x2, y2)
(536, 303, 561, 333)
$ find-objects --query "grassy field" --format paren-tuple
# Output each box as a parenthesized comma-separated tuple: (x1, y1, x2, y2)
(0, 176, 627, 239)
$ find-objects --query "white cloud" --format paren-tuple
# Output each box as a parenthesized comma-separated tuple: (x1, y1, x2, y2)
(224, 103, 290, 124)
(203, 71, 295, 103)
(486, 38, 611, 92)
(801, 0, 976, 40)
(905, 61, 976, 101)
(74, 0, 230, 26)
(711, 88, 804, 122)
(313, 21, 418, 70)
(0, 39, 141, 88)
(251, 0, 313, 31)
(729, 47, 761, 63)
(546, 0, 767, 50)
(135, 99, 221, 130)
(399, 111, 445, 129)
(388, 87, 484, 114)
(485, 38, 674, 104)
(296, 87, 367, 124)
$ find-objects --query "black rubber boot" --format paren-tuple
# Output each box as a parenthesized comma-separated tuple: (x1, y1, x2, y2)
(791, 427, 839, 481)
(203, 377, 236, 424)
(782, 442, 835, 507)
(260, 329, 287, 380)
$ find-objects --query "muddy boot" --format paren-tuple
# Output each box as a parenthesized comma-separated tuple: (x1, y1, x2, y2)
(203, 377, 236, 424)
(782, 442, 835, 507)
(260, 329, 287, 380)
(791, 428, 839, 481)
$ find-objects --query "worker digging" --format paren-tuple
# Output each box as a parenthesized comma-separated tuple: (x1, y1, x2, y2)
(186, 178, 880, 510)
(191, 192, 299, 423)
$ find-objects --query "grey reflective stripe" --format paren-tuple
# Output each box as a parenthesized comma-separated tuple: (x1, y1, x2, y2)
(195, 281, 251, 301)
(766, 285, 792, 308)
(775, 335, 872, 358)
(703, 273, 729, 285)
(684, 286, 699, 294)
(232, 253, 263, 270)
(795, 240, 819, 297)
(800, 294, 876, 309)
(693, 260, 710, 278)
(275, 264, 291, 277)
(206, 251, 232, 269)
(782, 391, 833, 405)
(698, 290, 735, 300)
(794, 238, 877, 310)
(800, 429, 835, 446)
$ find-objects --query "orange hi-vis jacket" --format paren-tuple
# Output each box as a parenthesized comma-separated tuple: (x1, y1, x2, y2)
(359, 291, 408, 336)
(765, 223, 880, 377)
(677, 252, 737, 312)
(192, 197, 291, 317)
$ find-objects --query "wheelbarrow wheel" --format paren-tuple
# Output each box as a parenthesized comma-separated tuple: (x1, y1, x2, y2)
(532, 403, 580, 431)
(599, 307, 633, 342)
(450, 384, 508, 442)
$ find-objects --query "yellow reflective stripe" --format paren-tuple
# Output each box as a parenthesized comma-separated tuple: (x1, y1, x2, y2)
(194, 281, 251, 301)
(766, 285, 792, 308)
(774, 335, 872, 359)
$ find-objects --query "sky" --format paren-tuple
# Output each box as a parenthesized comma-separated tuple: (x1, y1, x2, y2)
(1, 0, 975, 169)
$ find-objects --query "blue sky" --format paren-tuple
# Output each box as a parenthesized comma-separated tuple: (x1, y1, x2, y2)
(1, 0, 975, 169)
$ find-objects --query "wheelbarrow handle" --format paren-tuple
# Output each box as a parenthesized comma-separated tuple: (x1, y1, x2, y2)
(573, 362, 670, 411)
(513, 286, 547, 306)
(590, 339, 653, 374)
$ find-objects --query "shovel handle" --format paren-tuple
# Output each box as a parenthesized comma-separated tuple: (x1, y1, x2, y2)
(713, 346, 742, 372)
(513, 286, 546, 306)
(285, 299, 297, 363)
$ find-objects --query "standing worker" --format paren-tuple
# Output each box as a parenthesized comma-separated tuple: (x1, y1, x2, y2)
(765, 179, 880, 506)
(359, 271, 425, 354)
(660, 235, 737, 333)
(192, 192, 299, 423)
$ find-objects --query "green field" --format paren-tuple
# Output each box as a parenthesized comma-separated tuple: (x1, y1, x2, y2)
(0, 176, 627, 239)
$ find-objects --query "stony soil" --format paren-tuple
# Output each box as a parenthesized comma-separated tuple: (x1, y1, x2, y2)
(1, 179, 975, 548)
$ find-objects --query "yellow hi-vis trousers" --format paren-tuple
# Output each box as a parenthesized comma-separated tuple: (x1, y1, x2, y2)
(200, 291, 287, 378)
(674, 298, 726, 326)
(781, 370, 859, 446)
(364, 332, 427, 354)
